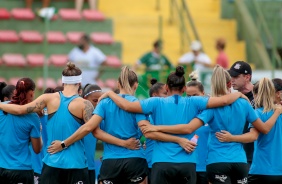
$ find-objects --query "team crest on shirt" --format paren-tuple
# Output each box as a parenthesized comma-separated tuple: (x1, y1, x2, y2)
(237, 177, 248, 184)
(130, 177, 143, 182)
(215, 175, 227, 182)
(234, 63, 241, 70)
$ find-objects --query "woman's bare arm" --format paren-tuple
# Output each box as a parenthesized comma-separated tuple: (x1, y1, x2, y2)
(0, 94, 48, 115)
(140, 118, 203, 134)
(207, 92, 246, 108)
(216, 128, 259, 143)
(99, 91, 142, 113)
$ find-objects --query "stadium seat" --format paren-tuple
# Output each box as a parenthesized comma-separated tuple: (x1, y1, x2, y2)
(82, 10, 105, 21)
(49, 54, 68, 66)
(11, 8, 35, 20)
(106, 56, 122, 68)
(26, 54, 45, 67)
(9, 77, 21, 85)
(66, 32, 84, 44)
(36, 78, 57, 90)
(19, 31, 44, 43)
(0, 77, 7, 83)
(0, 30, 19, 43)
(57, 78, 62, 86)
(47, 31, 67, 43)
(2, 54, 26, 67)
(91, 33, 114, 44)
(0, 8, 10, 20)
(105, 79, 117, 89)
(96, 79, 105, 88)
(59, 9, 81, 21)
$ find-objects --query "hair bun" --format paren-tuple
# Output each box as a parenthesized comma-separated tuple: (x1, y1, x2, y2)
(66, 62, 76, 70)
(175, 66, 185, 77)
(189, 70, 199, 81)
(150, 78, 158, 86)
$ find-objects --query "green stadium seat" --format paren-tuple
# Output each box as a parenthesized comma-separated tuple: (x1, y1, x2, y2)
(82, 10, 105, 21)
(11, 8, 35, 20)
(2, 54, 26, 67)
(47, 31, 67, 44)
(49, 54, 68, 66)
(59, 9, 82, 21)
(0, 8, 10, 20)
(106, 56, 121, 68)
(19, 31, 43, 43)
(91, 32, 114, 44)
(36, 77, 57, 90)
(26, 54, 45, 67)
(66, 31, 84, 44)
(0, 30, 19, 43)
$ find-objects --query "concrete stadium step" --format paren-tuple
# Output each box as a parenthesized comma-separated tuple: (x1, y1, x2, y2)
(187, 0, 245, 66)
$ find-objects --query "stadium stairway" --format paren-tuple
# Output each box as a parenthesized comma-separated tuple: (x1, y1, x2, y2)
(187, 0, 246, 66)
(99, 0, 246, 67)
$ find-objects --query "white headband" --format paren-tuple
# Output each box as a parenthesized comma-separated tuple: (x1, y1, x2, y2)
(84, 90, 102, 97)
(62, 75, 82, 84)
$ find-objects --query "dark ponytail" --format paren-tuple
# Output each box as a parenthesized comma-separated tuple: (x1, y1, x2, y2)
(0, 82, 7, 102)
(166, 66, 185, 91)
(11, 78, 35, 105)
(149, 78, 165, 97)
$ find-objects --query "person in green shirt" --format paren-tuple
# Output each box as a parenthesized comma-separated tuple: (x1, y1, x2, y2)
(133, 40, 173, 71)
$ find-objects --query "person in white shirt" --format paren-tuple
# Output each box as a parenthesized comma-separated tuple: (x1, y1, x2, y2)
(178, 40, 211, 71)
(68, 34, 107, 87)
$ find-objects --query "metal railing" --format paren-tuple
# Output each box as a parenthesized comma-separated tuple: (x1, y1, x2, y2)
(168, 0, 202, 53)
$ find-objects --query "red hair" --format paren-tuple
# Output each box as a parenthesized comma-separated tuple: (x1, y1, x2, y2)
(10, 78, 35, 105)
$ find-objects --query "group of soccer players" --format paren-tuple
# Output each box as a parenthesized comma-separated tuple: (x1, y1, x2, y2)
(0, 61, 282, 184)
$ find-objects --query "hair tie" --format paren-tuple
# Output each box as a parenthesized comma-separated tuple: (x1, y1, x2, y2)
(84, 90, 102, 97)
(20, 81, 25, 85)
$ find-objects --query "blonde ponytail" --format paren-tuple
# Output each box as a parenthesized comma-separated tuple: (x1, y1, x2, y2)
(211, 65, 231, 97)
(254, 78, 275, 112)
(118, 66, 138, 95)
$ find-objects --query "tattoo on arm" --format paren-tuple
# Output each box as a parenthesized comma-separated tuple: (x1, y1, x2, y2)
(26, 101, 45, 113)
(83, 101, 94, 123)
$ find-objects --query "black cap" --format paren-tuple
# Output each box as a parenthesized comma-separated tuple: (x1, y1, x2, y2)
(228, 61, 252, 77)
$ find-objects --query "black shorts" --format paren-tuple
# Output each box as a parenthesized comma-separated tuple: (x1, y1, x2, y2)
(148, 168, 152, 184)
(248, 174, 282, 184)
(99, 158, 148, 184)
(34, 172, 41, 184)
(0, 167, 33, 184)
(151, 162, 196, 184)
(40, 163, 89, 184)
(206, 163, 249, 184)
(88, 169, 96, 184)
(196, 172, 208, 184)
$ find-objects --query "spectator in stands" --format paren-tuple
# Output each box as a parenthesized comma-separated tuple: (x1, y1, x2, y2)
(133, 40, 173, 72)
(178, 40, 211, 71)
(215, 38, 229, 69)
(75, 0, 97, 12)
(68, 34, 107, 87)
(25, 0, 51, 9)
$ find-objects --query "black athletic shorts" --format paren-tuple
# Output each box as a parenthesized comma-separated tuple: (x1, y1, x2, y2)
(206, 163, 248, 184)
(147, 168, 152, 184)
(0, 167, 34, 184)
(249, 174, 282, 184)
(40, 163, 89, 184)
(88, 169, 96, 184)
(151, 162, 196, 184)
(99, 158, 148, 184)
(196, 172, 208, 184)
